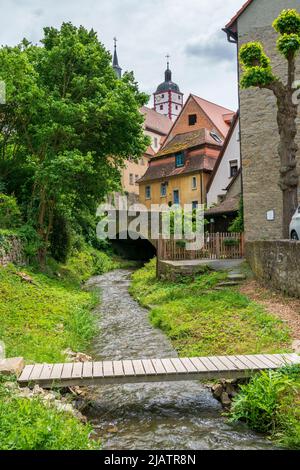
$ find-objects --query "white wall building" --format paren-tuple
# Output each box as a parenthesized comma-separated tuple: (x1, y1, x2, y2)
(153, 60, 183, 121)
(207, 113, 241, 206)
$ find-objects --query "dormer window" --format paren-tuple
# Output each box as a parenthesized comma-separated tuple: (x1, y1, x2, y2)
(175, 152, 185, 168)
(189, 114, 197, 126)
(210, 131, 223, 144)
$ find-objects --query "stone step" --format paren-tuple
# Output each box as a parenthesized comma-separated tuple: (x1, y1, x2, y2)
(227, 274, 246, 281)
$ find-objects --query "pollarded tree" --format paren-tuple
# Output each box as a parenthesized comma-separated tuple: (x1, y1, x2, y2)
(239, 9, 300, 238)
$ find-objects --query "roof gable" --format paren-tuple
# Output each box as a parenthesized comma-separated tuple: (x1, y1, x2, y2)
(140, 106, 173, 136)
(191, 94, 235, 138)
(225, 0, 254, 31)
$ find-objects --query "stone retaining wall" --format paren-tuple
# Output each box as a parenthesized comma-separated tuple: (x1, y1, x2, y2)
(0, 234, 25, 266)
(246, 240, 300, 298)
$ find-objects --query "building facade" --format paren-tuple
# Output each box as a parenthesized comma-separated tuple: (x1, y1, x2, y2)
(224, 0, 300, 240)
(207, 112, 241, 207)
(138, 129, 222, 209)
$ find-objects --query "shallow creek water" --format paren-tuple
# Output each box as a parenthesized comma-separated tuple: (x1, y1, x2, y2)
(85, 269, 274, 450)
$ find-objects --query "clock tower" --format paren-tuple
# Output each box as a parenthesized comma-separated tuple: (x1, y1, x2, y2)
(154, 58, 183, 121)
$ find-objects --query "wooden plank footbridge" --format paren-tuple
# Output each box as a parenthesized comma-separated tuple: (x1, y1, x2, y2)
(18, 353, 300, 388)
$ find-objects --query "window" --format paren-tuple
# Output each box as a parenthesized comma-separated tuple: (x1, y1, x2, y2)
(210, 131, 223, 144)
(160, 104, 163, 110)
(229, 160, 238, 178)
(175, 105, 178, 110)
(140, 158, 145, 166)
(145, 185, 151, 199)
(154, 137, 158, 148)
(175, 152, 185, 168)
(178, 95, 181, 100)
(192, 176, 197, 190)
(161, 182, 167, 197)
(192, 201, 198, 210)
(135, 174, 139, 184)
(162, 94, 164, 98)
(129, 173, 134, 185)
(189, 114, 197, 126)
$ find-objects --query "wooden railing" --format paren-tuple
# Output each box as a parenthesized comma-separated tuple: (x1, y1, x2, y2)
(157, 233, 244, 261)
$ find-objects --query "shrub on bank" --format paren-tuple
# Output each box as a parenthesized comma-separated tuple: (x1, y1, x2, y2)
(229, 365, 300, 449)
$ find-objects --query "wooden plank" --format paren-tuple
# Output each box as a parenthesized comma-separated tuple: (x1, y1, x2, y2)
(170, 358, 187, 373)
(190, 357, 208, 372)
(50, 363, 64, 380)
(199, 356, 219, 371)
(113, 361, 124, 377)
(208, 356, 230, 371)
(72, 362, 83, 379)
(180, 358, 198, 373)
(123, 360, 135, 376)
(82, 362, 93, 379)
(132, 360, 145, 376)
(142, 359, 156, 375)
(39, 364, 53, 380)
(93, 361, 103, 378)
(61, 363, 73, 379)
(253, 355, 278, 368)
(29, 364, 44, 381)
(217, 356, 240, 370)
(243, 355, 269, 369)
(235, 355, 261, 370)
(103, 361, 114, 377)
(263, 355, 286, 367)
(19, 365, 34, 382)
(151, 359, 166, 374)
(161, 358, 177, 374)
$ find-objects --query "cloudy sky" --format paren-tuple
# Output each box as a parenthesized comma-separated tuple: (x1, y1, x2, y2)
(1, 0, 246, 111)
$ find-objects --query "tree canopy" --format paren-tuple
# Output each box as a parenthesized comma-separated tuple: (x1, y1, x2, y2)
(0, 23, 149, 262)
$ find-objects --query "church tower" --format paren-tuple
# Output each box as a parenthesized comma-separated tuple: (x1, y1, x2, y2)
(154, 58, 183, 121)
(112, 37, 122, 79)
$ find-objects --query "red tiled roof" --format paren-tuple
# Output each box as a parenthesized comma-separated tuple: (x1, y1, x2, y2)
(205, 196, 240, 215)
(139, 153, 217, 183)
(225, 0, 254, 30)
(191, 95, 235, 138)
(145, 145, 156, 156)
(156, 128, 223, 157)
(140, 106, 173, 136)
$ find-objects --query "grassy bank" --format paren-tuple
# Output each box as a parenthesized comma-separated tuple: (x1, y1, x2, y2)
(130, 259, 290, 356)
(130, 259, 299, 448)
(0, 246, 119, 450)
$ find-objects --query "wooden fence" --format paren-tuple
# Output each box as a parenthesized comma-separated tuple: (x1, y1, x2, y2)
(157, 233, 244, 261)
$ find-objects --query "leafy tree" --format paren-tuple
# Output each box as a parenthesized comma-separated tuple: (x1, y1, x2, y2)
(229, 197, 244, 233)
(239, 9, 300, 238)
(0, 23, 149, 263)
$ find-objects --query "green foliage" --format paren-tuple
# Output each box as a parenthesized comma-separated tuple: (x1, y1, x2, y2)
(277, 34, 300, 58)
(130, 259, 290, 357)
(273, 9, 300, 35)
(229, 197, 244, 233)
(0, 263, 98, 362)
(0, 379, 100, 450)
(0, 193, 22, 229)
(239, 42, 270, 68)
(0, 22, 149, 262)
(240, 65, 276, 88)
(229, 366, 300, 449)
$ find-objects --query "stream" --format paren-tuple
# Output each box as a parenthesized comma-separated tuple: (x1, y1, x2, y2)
(85, 269, 274, 450)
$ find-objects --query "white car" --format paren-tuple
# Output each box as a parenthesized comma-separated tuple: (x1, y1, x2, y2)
(290, 206, 300, 240)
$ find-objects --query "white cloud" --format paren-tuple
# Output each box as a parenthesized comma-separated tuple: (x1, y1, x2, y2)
(0, 0, 245, 110)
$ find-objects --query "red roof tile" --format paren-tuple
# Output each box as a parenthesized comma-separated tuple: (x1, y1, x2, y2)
(191, 95, 235, 138)
(156, 128, 223, 157)
(139, 153, 217, 183)
(140, 106, 173, 136)
(205, 196, 240, 215)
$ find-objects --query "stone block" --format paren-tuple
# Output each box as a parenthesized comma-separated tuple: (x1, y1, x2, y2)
(0, 357, 25, 377)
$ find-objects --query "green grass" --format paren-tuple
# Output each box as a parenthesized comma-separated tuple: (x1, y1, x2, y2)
(130, 259, 290, 357)
(229, 365, 300, 449)
(0, 377, 100, 450)
(0, 263, 98, 363)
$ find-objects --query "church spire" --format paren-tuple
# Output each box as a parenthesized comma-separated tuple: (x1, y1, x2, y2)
(165, 54, 172, 82)
(113, 37, 122, 79)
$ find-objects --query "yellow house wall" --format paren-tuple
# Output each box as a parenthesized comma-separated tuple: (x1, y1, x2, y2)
(121, 156, 150, 195)
(139, 172, 211, 209)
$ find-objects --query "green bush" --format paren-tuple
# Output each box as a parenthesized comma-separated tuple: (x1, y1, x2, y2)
(229, 366, 300, 449)
(0, 379, 100, 450)
(0, 193, 22, 229)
